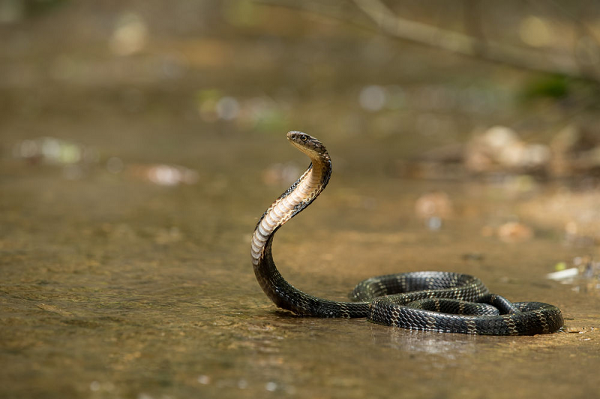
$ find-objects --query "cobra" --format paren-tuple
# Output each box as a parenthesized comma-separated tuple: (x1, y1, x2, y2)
(251, 131, 563, 335)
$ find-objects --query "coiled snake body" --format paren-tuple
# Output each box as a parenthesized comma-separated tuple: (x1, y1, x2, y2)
(251, 132, 563, 335)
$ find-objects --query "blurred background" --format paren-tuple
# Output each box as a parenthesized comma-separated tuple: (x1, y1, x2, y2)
(3, 0, 600, 259)
(2, 0, 600, 173)
(1, 1, 600, 398)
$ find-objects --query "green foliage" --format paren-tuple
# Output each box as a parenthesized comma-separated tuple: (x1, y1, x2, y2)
(521, 75, 570, 101)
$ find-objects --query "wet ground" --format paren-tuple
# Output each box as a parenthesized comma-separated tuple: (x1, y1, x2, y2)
(2, 2, 600, 399)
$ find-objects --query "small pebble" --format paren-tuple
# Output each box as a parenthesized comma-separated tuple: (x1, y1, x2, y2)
(497, 222, 533, 243)
(265, 382, 277, 392)
(462, 253, 484, 261)
(546, 268, 578, 281)
(198, 375, 210, 385)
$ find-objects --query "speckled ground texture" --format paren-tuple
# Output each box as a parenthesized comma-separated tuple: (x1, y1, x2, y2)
(1, 2, 600, 399)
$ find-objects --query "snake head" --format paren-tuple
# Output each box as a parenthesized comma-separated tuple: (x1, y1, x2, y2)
(287, 131, 330, 159)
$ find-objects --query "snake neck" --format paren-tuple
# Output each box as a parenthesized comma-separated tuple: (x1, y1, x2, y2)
(250, 149, 334, 313)
(251, 157, 331, 267)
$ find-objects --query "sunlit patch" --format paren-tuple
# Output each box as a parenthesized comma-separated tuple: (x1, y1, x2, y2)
(519, 16, 553, 48)
(547, 267, 579, 282)
(89, 381, 100, 392)
(109, 12, 148, 56)
(129, 164, 199, 186)
(13, 137, 98, 167)
(10, 137, 201, 187)
(89, 381, 115, 393)
(197, 375, 211, 385)
(359, 85, 387, 111)
(216, 96, 240, 120)
(265, 381, 277, 392)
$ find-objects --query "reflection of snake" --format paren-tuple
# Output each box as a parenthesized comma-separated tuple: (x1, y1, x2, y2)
(251, 132, 563, 335)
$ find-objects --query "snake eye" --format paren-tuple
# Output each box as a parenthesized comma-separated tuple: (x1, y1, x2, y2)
(301, 135, 308, 142)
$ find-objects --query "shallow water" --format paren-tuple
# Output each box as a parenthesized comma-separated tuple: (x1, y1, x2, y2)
(2, 2, 600, 398)
(1, 142, 599, 398)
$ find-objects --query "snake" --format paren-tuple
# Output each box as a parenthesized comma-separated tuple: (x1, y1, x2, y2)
(251, 131, 564, 335)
